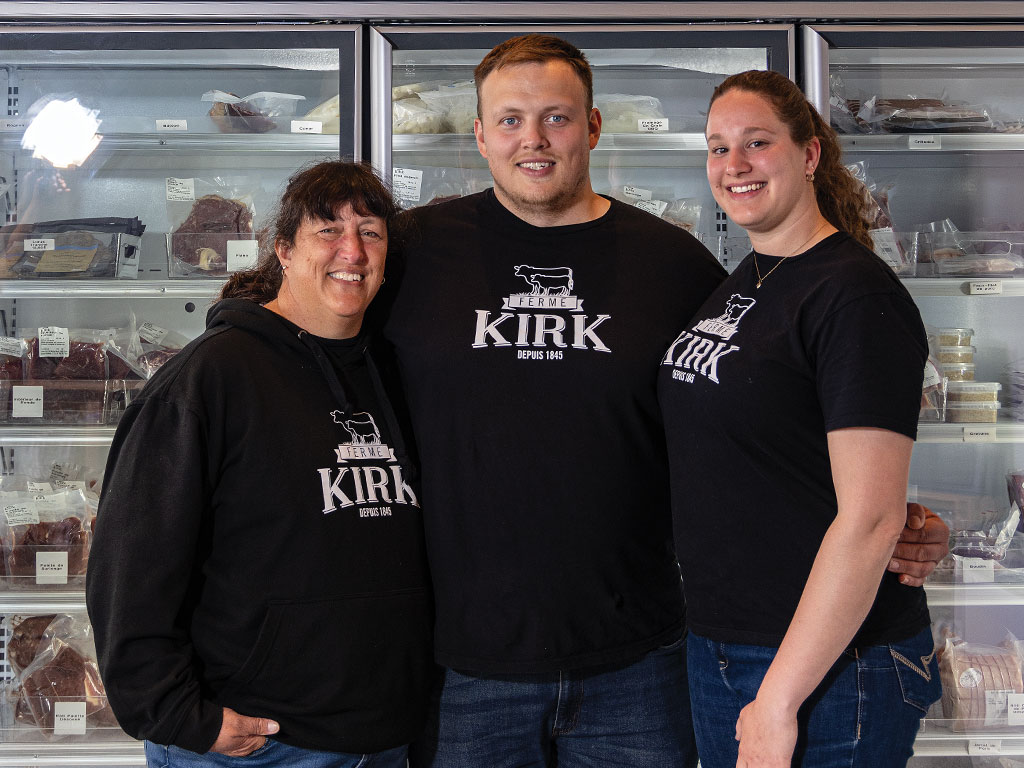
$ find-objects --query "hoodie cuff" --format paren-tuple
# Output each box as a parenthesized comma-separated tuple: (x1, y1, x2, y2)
(172, 699, 224, 755)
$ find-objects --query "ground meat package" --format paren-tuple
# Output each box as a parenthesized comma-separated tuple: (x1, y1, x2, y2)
(1, 488, 90, 588)
(940, 638, 1024, 730)
(167, 179, 256, 277)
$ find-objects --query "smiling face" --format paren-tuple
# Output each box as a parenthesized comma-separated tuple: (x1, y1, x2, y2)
(272, 202, 387, 339)
(705, 88, 821, 239)
(474, 60, 602, 226)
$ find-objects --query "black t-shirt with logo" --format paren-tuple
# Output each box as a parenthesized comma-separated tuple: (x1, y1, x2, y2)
(657, 232, 930, 647)
(383, 189, 726, 674)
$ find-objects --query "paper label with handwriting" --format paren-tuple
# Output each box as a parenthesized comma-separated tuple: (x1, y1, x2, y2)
(12, 386, 44, 418)
(0, 336, 23, 357)
(1009, 693, 1024, 726)
(870, 228, 902, 269)
(36, 551, 69, 585)
(623, 186, 652, 201)
(39, 327, 70, 357)
(986, 689, 1011, 725)
(393, 168, 423, 203)
(634, 199, 669, 217)
(166, 177, 196, 202)
(24, 238, 55, 252)
(35, 244, 98, 273)
(53, 701, 87, 734)
(4, 503, 40, 526)
(638, 118, 669, 132)
(139, 323, 170, 345)
(26, 481, 53, 494)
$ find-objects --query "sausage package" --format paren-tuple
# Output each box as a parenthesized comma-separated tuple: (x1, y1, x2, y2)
(940, 638, 1024, 731)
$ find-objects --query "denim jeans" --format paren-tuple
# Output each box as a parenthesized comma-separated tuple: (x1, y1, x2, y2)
(408, 633, 696, 768)
(144, 739, 409, 768)
(687, 625, 941, 768)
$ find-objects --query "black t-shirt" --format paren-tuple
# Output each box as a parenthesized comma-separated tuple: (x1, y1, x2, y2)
(383, 190, 726, 674)
(657, 232, 930, 647)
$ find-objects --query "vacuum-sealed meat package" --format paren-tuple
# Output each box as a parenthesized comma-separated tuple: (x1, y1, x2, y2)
(940, 638, 1024, 731)
(1, 217, 145, 279)
(168, 194, 255, 276)
(1, 489, 91, 587)
(203, 90, 305, 134)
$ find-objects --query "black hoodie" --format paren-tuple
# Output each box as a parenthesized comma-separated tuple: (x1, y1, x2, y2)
(86, 299, 433, 755)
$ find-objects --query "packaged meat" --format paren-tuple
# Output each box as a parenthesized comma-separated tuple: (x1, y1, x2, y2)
(918, 232, 1024, 277)
(416, 82, 478, 134)
(0, 217, 144, 279)
(595, 93, 666, 133)
(392, 96, 448, 134)
(20, 329, 118, 380)
(203, 90, 304, 134)
(3, 614, 74, 674)
(949, 505, 1020, 561)
(940, 639, 1024, 731)
(168, 194, 255, 277)
(0, 379, 109, 425)
(0, 335, 27, 380)
(301, 94, 340, 134)
(1, 489, 91, 587)
(392, 80, 448, 100)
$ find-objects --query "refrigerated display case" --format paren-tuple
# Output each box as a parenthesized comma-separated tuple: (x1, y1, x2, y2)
(0, 23, 363, 765)
(371, 24, 793, 270)
(804, 24, 1024, 767)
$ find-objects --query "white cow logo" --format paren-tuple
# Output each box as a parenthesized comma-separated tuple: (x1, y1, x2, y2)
(514, 265, 574, 296)
(331, 411, 382, 444)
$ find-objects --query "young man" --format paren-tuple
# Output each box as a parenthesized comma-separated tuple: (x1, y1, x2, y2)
(381, 34, 948, 768)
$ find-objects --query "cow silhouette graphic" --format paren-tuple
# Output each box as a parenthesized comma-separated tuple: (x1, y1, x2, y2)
(331, 411, 382, 444)
(514, 265, 574, 296)
(714, 294, 757, 327)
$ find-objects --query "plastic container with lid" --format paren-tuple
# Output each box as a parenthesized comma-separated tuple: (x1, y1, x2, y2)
(942, 363, 976, 381)
(946, 401, 1001, 423)
(939, 345, 976, 364)
(947, 382, 1002, 403)
(938, 327, 975, 347)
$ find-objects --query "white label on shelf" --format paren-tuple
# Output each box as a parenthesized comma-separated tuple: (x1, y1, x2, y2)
(0, 336, 22, 356)
(623, 186, 653, 201)
(139, 322, 170, 345)
(38, 326, 70, 357)
(908, 135, 941, 150)
(634, 199, 669, 217)
(12, 386, 44, 418)
(964, 427, 997, 443)
(392, 168, 423, 203)
(986, 689, 1011, 725)
(24, 238, 55, 252)
(638, 118, 669, 132)
(26, 481, 52, 494)
(968, 740, 1002, 755)
(959, 557, 995, 583)
(166, 177, 196, 202)
(227, 240, 259, 273)
(33, 492, 67, 513)
(0, 118, 28, 130)
(36, 551, 68, 585)
(291, 119, 323, 134)
(1009, 693, 1024, 725)
(870, 228, 902, 269)
(156, 119, 187, 131)
(53, 701, 87, 735)
(922, 359, 942, 389)
(970, 281, 1003, 295)
(3, 503, 39, 526)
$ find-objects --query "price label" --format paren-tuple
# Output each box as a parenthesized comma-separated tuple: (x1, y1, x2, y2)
(970, 281, 1003, 295)
(969, 740, 1002, 755)
(1009, 693, 1024, 725)
(0, 118, 28, 130)
(959, 557, 995, 583)
(53, 702, 87, 735)
(36, 551, 68, 585)
(166, 177, 196, 202)
(638, 118, 669, 132)
(634, 199, 669, 217)
(24, 238, 55, 252)
(986, 689, 1011, 725)
(964, 427, 997, 443)
(870, 228, 902, 269)
(12, 385, 44, 418)
(623, 186, 652, 201)
(139, 322, 170, 345)
(155, 119, 187, 131)
(39, 326, 70, 357)
(227, 240, 259, 272)
(908, 135, 941, 150)
(4, 503, 39, 526)
(26, 481, 53, 494)
(291, 120, 323, 134)
(0, 336, 23, 356)
(393, 168, 423, 204)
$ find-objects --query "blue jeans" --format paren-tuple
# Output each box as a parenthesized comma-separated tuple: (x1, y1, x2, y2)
(144, 739, 408, 768)
(408, 633, 696, 768)
(687, 625, 941, 768)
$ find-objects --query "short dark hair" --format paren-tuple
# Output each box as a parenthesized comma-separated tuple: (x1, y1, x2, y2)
(221, 160, 399, 304)
(474, 34, 593, 116)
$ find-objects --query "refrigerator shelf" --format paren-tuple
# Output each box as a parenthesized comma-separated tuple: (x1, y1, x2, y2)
(0, 591, 86, 613)
(393, 132, 712, 153)
(841, 134, 1024, 152)
(0, 280, 223, 299)
(0, 426, 115, 446)
(917, 422, 1024, 443)
(913, 729, 1024, 756)
(0, 131, 341, 154)
(901, 277, 1024, 297)
(0, 741, 144, 765)
(925, 582, 1024, 606)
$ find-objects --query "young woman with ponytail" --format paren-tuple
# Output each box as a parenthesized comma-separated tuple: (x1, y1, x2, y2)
(657, 70, 943, 768)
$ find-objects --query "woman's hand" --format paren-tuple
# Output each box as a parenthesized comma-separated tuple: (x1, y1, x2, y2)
(209, 707, 279, 756)
(735, 698, 798, 768)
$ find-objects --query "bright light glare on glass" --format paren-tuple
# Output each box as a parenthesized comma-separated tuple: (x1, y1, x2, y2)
(21, 98, 103, 168)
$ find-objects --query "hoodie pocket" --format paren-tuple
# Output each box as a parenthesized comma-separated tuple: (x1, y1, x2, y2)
(225, 588, 433, 716)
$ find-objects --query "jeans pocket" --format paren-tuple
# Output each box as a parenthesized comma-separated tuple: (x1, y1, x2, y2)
(889, 631, 942, 713)
(144, 741, 169, 768)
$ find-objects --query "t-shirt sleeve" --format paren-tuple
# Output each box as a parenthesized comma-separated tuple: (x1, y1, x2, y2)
(811, 290, 927, 439)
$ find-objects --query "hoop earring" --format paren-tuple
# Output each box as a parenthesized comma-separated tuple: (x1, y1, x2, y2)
(805, 171, 815, 182)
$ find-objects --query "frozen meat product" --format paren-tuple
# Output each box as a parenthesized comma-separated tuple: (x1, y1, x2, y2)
(302, 94, 340, 134)
(7, 517, 89, 580)
(393, 96, 448, 134)
(18, 644, 118, 736)
(208, 94, 276, 133)
(416, 83, 478, 133)
(392, 80, 448, 100)
(170, 195, 255, 274)
(940, 639, 1024, 731)
(595, 94, 666, 133)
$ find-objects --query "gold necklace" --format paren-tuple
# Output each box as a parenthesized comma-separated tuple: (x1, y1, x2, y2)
(753, 221, 829, 289)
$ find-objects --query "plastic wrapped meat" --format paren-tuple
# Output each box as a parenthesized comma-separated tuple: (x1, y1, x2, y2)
(20, 645, 118, 735)
(171, 195, 254, 274)
(208, 94, 276, 133)
(940, 640, 1024, 730)
(8, 517, 89, 578)
(8, 615, 60, 672)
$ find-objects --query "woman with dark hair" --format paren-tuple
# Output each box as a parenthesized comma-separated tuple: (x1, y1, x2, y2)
(658, 71, 942, 767)
(87, 160, 433, 768)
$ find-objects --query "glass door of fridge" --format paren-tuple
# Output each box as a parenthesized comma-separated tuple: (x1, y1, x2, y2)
(372, 24, 793, 269)
(805, 25, 1024, 763)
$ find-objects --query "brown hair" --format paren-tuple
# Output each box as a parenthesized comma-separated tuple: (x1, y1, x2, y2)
(474, 33, 593, 116)
(709, 70, 873, 250)
(220, 160, 400, 304)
